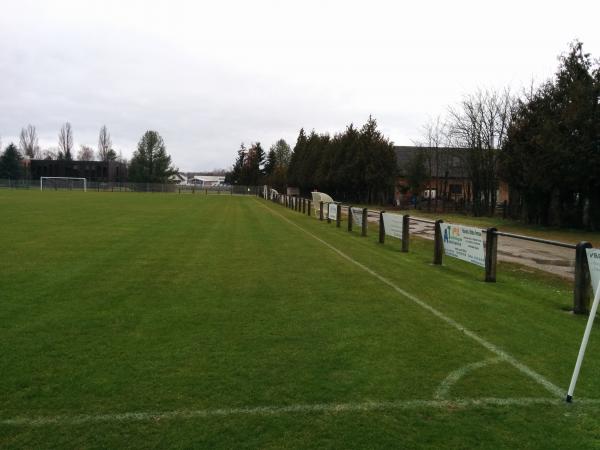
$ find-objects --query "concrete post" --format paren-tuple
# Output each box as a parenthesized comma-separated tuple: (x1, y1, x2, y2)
(348, 206, 353, 232)
(574, 241, 593, 314)
(402, 215, 410, 252)
(361, 208, 368, 237)
(485, 228, 498, 282)
(434, 219, 444, 265)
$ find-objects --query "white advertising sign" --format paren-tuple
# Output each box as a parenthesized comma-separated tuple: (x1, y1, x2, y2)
(328, 203, 338, 221)
(586, 248, 600, 295)
(351, 207, 363, 227)
(382, 213, 403, 239)
(440, 223, 485, 268)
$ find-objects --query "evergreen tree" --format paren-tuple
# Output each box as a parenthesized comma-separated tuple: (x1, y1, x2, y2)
(129, 131, 177, 183)
(0, 144, 23, 179)
(227, 143, 246, 185)
(243, 142, 265, 185)
(501, 41, 600, 227)
(265, 139, 292, 190)
(264, 149, 277, 178)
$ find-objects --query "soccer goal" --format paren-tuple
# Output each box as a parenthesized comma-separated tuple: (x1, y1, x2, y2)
(40, 177, 87, 192)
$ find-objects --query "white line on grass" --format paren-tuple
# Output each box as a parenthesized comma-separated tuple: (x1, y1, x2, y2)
(257, 200, 565, 399)
(0, 398, 577, 427)
(435, 358, 503, 399)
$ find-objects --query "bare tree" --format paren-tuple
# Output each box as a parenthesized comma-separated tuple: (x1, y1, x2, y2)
(41, 148, 59, 160)
(58, 122, 74, 160)
(19, 125, 40, 158)
(77, 145, 95, 161)
(447, 88, 514, 216)
(116, 150, 127, 164)
(98, 125, 112, 161)
(414, 116, 452, 211)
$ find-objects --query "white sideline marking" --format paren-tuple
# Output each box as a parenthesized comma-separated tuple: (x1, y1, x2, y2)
(0, 398, 576, 427)
(435, 358, 503, 399)
(258, 201, 565, 398)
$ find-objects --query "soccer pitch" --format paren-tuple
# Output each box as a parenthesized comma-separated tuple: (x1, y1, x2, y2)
(1, 191, 600, 448)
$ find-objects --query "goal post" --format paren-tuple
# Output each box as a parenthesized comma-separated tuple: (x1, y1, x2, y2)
(40, 177, 87, 192)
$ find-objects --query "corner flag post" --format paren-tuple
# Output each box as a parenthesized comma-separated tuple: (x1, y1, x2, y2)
(566, 281, 600, 402)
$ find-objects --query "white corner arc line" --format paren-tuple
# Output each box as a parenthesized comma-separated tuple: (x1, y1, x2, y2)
(257, 200, 565, 398)
(435, 358, 504, 400)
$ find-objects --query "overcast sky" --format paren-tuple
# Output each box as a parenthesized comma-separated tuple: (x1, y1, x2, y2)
(1, 0, 599, 171)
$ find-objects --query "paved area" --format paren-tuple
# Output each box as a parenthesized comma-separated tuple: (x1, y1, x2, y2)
(407, 218, 575, 280)
(340, 208, 576, 280)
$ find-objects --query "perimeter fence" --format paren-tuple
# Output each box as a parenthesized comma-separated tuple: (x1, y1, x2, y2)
(0, 178, 259, 195)
(262, 190, 594, 315)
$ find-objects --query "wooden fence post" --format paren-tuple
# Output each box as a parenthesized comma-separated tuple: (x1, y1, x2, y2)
(302, 198, 306, 214)
(319, 201, 324, 221)
(434, 219, 444, 265)
(485, 228, 498, 282)
(402, 215, 410, 252)
(574, 241, 592, 314)
(379, 211, 385, 244)
(336, 204, 342, 227)
(361, 208, 368, 237)
(348, 206, 353, 232)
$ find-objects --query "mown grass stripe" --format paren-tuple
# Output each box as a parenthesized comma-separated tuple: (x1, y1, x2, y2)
(258, 200, 565, 398)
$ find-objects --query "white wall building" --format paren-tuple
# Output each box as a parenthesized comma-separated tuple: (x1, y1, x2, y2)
(189, 175, 226, 187)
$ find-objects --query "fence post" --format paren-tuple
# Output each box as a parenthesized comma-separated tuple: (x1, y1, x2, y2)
(485, 228, 498, 282)
(402, 215, 410, 252)
(379, 211, 385, 243)
(308, 200, 312, 216)
(434, 219, 444, 265)
(361, 208, 368, 237)
(348, 206, 353, 232)
(302, 198, 306, 214)
(336, 203, 342, 228)
(319, 201, 324, 220)
(574, 241, 592, 314)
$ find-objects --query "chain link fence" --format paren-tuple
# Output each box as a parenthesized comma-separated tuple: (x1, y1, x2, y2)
(0, 178, 259, 195)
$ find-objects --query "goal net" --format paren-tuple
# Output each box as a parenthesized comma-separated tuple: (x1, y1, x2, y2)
(40, 177, 87, 192)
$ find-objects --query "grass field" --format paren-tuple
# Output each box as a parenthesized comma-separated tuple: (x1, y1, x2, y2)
(1, 191, 600, 449)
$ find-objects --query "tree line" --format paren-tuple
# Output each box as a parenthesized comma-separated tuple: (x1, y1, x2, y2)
(0, 126, 177, 183)
(226, 117, 397, 203)
(501, 41, 600, 228)
(408, 41, 600, 228)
